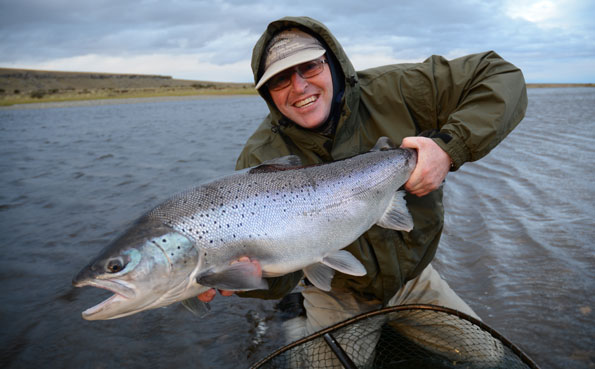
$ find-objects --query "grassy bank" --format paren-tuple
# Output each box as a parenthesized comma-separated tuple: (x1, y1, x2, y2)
(1, 68, 592, 107)
(0, 68, 256, 106)
(0, 86, 257, 106)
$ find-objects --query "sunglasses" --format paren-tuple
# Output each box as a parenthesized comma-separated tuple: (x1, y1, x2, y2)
(267, 59, 328, 91)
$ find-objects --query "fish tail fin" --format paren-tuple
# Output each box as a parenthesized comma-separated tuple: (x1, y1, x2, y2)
(376, 190, 414, 231)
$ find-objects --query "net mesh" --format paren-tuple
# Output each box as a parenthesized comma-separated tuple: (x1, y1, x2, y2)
(251, 305, 538, 369)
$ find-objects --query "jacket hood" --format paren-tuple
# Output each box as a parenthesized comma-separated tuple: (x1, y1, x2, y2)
(251, 16, 359, 127)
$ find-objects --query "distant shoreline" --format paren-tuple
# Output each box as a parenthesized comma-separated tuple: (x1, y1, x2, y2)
(0, 67, 257, 107)
(0, 67, 592, 107)
(2, 84, 593, 110)
(526, 83, 594, 88)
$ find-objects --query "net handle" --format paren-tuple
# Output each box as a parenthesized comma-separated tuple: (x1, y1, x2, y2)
(322, 332, 358, 369)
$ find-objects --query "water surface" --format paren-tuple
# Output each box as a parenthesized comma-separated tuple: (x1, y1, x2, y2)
(0, 90, 593, 368)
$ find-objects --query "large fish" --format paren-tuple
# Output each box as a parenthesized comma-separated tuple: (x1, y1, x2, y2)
(73, 137, 417, 320)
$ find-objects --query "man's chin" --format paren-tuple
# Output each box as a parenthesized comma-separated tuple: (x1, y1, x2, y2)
(292, 113, 330, 130)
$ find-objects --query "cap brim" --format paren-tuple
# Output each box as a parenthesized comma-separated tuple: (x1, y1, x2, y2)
(255, 49, 326, 90)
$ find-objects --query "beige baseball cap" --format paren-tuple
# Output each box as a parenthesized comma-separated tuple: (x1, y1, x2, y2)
(255, 28, 326, 90)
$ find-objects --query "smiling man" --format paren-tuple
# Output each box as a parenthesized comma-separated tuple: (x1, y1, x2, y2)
(199, 16, 527, 349)
(256, 29, 334, 130)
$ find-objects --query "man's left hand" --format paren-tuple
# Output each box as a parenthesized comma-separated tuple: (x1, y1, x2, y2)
(400, 136, 452, 197)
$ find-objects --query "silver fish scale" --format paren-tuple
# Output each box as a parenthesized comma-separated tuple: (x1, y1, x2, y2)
(147, 148, 415, 274)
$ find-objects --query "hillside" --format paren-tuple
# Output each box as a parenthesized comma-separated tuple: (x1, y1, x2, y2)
(0, 68, 256, 106)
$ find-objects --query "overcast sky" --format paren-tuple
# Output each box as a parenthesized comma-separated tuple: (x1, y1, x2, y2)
(0, 0, 593, 83)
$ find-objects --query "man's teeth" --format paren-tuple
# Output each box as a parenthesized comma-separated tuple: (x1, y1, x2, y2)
(295, 96, 317, 108)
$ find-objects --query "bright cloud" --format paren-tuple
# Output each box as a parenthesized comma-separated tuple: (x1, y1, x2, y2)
(7, 54, 254, 82)
(505, 0, 558, 24)
(0, 0, 593, 83)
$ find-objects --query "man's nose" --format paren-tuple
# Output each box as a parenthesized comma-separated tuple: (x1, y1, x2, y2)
(289, 72, 309, 92)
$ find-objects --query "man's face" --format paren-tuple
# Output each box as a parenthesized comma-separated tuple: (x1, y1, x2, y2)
(268, 59, 333, 130)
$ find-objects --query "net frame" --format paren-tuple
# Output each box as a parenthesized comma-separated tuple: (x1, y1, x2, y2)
(251, 304, 539, 369)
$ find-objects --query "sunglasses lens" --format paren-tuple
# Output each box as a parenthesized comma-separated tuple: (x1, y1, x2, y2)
(268, 59, 326, 91)
(268, 71, 292, 91)
(299, 61, 324, 78)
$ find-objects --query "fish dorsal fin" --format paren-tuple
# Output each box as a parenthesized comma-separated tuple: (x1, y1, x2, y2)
(196, 261, 268, 291)
(248, 155, 302, 174)
(303, 263, 335, 291)
(322, 250, 367, 276)
(376, 190, 414, 231)
(370, 136, 395, 152)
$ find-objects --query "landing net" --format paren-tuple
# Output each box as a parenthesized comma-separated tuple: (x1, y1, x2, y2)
(251, 304, 539, 369)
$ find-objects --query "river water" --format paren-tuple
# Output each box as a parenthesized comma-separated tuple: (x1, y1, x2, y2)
(0, 90, 593, 369)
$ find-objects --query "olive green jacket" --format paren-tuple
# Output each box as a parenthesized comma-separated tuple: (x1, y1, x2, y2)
(236, 17, 527, 304)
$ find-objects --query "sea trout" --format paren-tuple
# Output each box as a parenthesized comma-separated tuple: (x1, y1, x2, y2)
(73, 137, 417, 320)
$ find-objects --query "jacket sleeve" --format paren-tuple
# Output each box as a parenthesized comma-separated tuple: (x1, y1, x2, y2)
(405, 51, 528, 170)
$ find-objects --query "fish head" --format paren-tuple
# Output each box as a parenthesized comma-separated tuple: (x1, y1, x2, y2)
(73, 217, 203, 320)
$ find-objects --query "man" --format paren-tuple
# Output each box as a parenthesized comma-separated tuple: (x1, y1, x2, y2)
(199, 16, 527, 345)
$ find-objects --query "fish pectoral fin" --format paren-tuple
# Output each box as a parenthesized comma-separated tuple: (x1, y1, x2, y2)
(248, 155, 302, 174)
(181, 298, 211, 318)
(322, 250, 367, 276)
(303, 263, 334, 291)
(196, 262, 268, 291)
(376, 190, 414, 232)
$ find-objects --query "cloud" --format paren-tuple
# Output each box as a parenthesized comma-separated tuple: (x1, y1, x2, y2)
(3, 53, 253, 82)
(0, 0, 593, 82)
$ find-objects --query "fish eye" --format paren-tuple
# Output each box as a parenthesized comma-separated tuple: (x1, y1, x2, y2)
(106, 258, 125, 273)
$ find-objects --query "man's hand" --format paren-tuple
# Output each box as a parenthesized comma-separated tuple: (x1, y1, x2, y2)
(401, 136, 452, 197)
(196, 257, 262, 303)
(197, 288, 235, 303)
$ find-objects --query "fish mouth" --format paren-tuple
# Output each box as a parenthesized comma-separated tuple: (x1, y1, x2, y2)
(74, 279, 136, 320)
